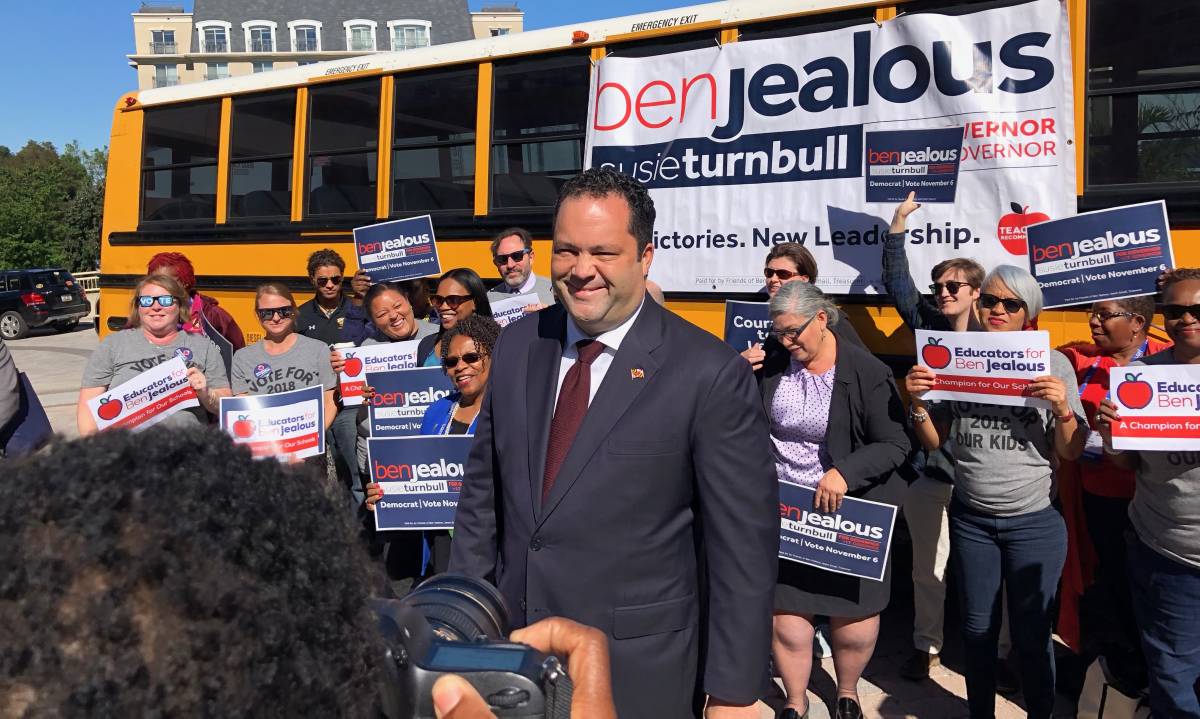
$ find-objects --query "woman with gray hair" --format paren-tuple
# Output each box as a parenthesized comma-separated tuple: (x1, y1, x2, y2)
(759, 280, 912, 719)
(906, 264, 1086, 719)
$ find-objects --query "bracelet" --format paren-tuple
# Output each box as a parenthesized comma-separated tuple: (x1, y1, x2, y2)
(909, 407, 930, 423)
(1056, 411, 1075, 423)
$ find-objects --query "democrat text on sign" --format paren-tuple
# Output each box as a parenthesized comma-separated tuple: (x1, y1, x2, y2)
(1110, 364, 1200, 452)
(723, 300, 771, 350)
(368, 435, 473, 531)
(339, 340, 421, 406)
(366, 367, 455, 438)
(87, 356, 199, 432)
(916, 329, 1052, 409)
(219, 385, 326, 461)
(353, 215, 441, 283)
(778, 481, 897, 582)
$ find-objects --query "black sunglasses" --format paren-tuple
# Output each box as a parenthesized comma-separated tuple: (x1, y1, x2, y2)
(1088, 310, 1137, 323)
(769, 313, 819, 344)
(764, 267, 801, 281)
(929, 281, 974, 295)
(315, 276, 343, 287)
(431, 294, 473, 310)
(978, 293, 1025, 314)
(443, 352, 483, 369)
(493, 248, 531, 266)
(256, 306, 296, 321)
(1162, 304, 1200, 321)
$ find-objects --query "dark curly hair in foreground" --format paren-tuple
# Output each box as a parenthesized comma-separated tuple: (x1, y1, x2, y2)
(554, 167, 656, 254)
(439, 313, 502, 362)
(0, 427, 384, 718)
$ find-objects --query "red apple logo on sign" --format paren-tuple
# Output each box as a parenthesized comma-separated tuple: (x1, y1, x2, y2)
(997, 202, 1050, 256)
(232, 414, 256, 439)
(96, 397, 123, 421)
(344, 356, 364, 377)
(921, 338, 952, 369)
(1116, 373, 1153, 410)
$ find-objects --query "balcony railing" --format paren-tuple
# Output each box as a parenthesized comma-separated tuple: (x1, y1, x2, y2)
(153, 77, 180, 88)
(294, 37, 319, 51)
(199, 39, 228, 53)
(149, 41, 178, 54)
(249, 38, 274, 52)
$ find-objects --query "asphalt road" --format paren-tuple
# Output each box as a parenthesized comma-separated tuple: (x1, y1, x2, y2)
(7, 320, 99, 440)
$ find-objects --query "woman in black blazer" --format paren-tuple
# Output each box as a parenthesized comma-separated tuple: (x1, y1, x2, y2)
(757, 280, 912, 719)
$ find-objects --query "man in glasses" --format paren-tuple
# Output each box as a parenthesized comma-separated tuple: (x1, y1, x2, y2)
(485, 227, 556, 311)
(451, 168, 778, 719)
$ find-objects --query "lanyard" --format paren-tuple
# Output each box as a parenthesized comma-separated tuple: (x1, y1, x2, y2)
(1078, 340, 1149, 400)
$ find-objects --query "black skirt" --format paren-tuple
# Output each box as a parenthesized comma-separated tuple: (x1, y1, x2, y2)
(774, 553, 892, 618)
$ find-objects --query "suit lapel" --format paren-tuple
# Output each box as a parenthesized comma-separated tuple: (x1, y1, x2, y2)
(824, 350, 854, 458)
(538, 301, 664, 526)
(528, 308, 567, 518)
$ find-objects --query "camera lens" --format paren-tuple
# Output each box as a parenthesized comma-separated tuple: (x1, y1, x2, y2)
(401, 574, 511, 642)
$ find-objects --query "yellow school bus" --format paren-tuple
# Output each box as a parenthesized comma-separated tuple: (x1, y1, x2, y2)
(99, 0, 1195, 356)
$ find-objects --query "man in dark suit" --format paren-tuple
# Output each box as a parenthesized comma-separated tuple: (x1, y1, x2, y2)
(450, 168, 779, 718)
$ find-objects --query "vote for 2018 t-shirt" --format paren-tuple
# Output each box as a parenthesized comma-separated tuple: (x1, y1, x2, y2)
(230, 333, 336, 396)
(81, 328, 230, 427)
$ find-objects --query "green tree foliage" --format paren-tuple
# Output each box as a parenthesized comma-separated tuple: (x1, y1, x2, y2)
(0, 140, 107, 272)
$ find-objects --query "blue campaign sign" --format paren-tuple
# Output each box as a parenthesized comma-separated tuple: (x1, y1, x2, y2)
(219, 385, 326, 461)
(1028, 200, 1173, 309)
(864, 127, 963, 203)
(367, 435, 473, 531)
(777, 481, 897, 582)
(353, 215, 441, 282)
(366, 367, 455, 438)
(723, 300, 770, 350)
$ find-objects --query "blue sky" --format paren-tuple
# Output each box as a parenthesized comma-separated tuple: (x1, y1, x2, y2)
(0, 0, 689, 154)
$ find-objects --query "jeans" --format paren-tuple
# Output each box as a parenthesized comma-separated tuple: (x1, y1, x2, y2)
(950, 501, 1066, 719)
(329, 406, 363, 509)
(1128, 537, 1200, 718)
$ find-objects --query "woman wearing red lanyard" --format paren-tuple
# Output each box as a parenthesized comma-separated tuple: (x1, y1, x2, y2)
(1057, 295, 1169, 686)
(364, 314, 500, 586)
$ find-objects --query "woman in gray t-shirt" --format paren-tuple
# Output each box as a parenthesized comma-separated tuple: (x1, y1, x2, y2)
(78, 274, 230, 434)
(905, 265, 1086, 719)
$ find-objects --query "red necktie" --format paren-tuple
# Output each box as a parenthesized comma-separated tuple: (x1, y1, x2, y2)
(542, 339, 606, 501)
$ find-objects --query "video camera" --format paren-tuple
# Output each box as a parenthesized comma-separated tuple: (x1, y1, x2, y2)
(374, 574, 573, 719)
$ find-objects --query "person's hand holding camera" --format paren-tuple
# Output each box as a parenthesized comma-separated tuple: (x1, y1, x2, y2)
(430, 617, 616, 719)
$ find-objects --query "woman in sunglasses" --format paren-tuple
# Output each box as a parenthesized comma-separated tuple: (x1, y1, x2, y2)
(418, 268, 493, 367)
(365, 313, 502, 586)
(1094, 268, 1200, 719)
(78, 274, 231, 435)
(906, 265, 1087, 719)
(229, 283, 336, 430)
(759, 281, 911, 719)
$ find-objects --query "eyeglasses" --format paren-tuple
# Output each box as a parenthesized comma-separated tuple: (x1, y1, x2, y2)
(769, 314, 818, 344)
(256, 306, 296, 321)
(1162, 304, 1200, 321)
(315, 276, 343, 287)
(137, 294, 177, 308)
(978, 293, 1025, 314)
(430, 294, 474, 310)
(1088, 310, 1137, 323)
(929, 281, 974, 296)
(764, 267, 801, 281)
(443, 352, 483, 369)
(493, 249, 531, 266)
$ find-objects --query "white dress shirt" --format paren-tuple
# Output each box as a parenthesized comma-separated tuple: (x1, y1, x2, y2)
(555, 300, 645, 409)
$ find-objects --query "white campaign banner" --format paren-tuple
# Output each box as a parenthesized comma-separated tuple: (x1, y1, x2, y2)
(585, 0, 1076, 294)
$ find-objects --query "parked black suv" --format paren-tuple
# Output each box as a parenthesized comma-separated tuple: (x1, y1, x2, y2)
(0, 268, 91, 340)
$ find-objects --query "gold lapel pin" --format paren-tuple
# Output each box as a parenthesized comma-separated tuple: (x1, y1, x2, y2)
(630, 368, 645, 379)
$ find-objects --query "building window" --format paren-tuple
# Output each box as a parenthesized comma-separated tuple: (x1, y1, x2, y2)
(307, 79, 379, 215)
(242, 21, 277, 52)
(289, 20, 322, 52)
(229, 91, 295, 219)
(197, 22, 230, 53)
(153, 64, 179, 88)
(392, 66, 476, 213)
(298, 60, 317, 66)
(491, 52, 590, 208)
(389, 20, 430, 50)
(205, 62, 229, 81)
(141, 100, 220, 222)
(150, 29, 177, 54)
(252, 61, 274, 74)
(490, 27, 509, 36)
(343, 19, 377, 52)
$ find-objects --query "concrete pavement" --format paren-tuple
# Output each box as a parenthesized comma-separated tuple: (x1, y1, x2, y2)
(7, 319, 98, 440)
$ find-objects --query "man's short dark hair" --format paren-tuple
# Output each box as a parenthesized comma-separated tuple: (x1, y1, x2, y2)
(490, 227, 533, 256)
(554, 168, 656, 254)
(307, 248, 346, 278)
(0, 428, 384, 716)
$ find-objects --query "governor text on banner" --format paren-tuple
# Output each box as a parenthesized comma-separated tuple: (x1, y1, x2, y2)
(366, 367, 455, 438)
(1110, 364, 1200, 452)
(916, 329, 1052, 409)
(778, 481, 897, 582)
(723, 300, 770, 350)
(219, 385, 326, 461)
(87, 356, 199, 432)
(585, 0, 1076, 295)
(339, 340, 421, 406)
(1028, 201, 1173, 309)
(353, 215, 441, 283)
(368, 435, 473, 531)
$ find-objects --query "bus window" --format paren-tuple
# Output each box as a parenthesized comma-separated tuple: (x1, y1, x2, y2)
(229, 91, 295, 220)
(736, 8, 872, 41)
(392, 66, 477, 213)
(141, 100, 220, 223)
(604, 30, 718, 58)
(491, 52, 590, 209)
(307, 79, 379, 216)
